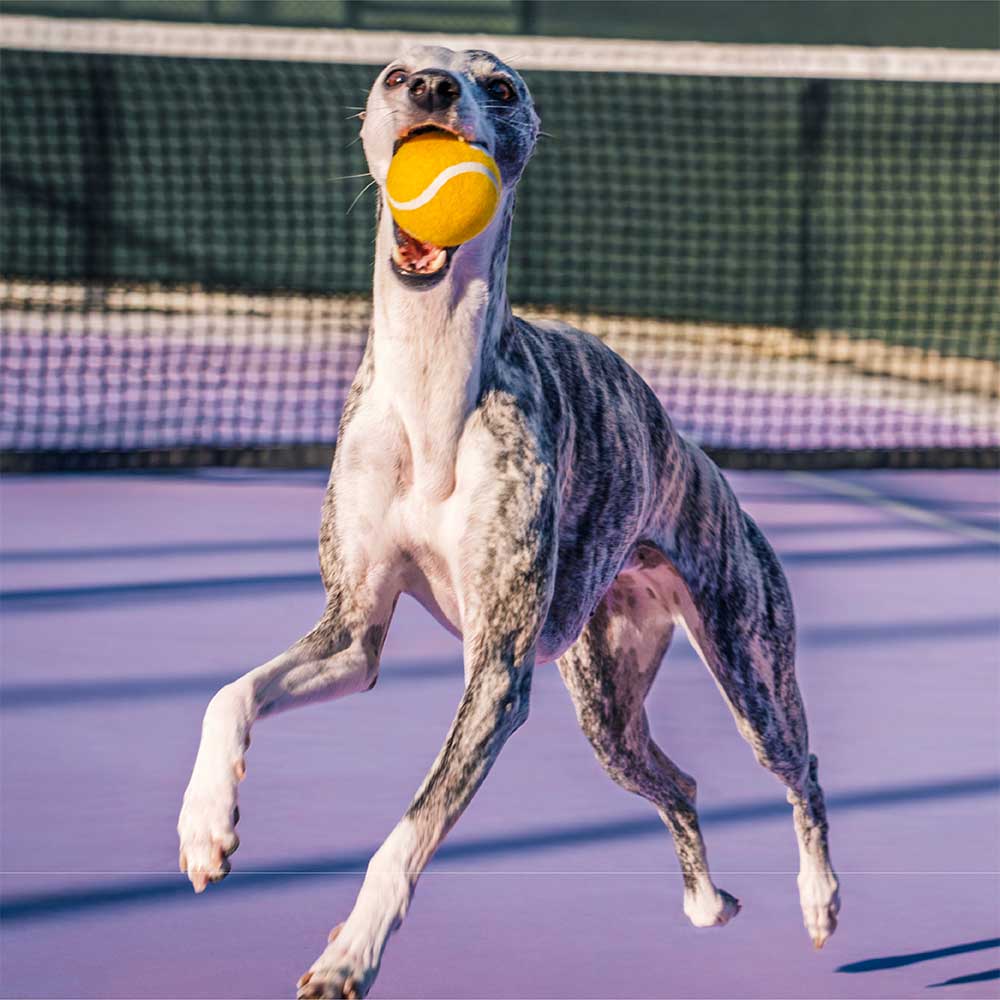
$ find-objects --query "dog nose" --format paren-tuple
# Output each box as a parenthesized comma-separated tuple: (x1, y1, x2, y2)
(407, 70, 461, 112)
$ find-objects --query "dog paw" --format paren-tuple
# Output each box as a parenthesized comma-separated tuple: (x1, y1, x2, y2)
(684, 887, 742, 928)
(297, 926, 378, 1000)
(798, 870, 840, 948)
(177, 760, 243, 893)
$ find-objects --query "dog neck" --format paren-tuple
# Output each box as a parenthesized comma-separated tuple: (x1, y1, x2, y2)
(369, 196, 514, 500)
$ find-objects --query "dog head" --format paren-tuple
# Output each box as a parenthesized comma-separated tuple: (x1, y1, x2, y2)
(361, 46, 539, 288)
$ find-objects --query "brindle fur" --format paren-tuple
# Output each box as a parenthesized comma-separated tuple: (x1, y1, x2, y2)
(177, 47, 840, 1000)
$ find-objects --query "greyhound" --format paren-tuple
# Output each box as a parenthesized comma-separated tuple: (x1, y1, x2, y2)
(177, 46, 840, 999)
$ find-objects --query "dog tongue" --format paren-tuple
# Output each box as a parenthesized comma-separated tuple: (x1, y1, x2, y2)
(393, 229, 447, 274)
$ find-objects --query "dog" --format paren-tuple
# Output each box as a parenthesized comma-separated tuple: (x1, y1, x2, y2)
(177, 46, 841, 999)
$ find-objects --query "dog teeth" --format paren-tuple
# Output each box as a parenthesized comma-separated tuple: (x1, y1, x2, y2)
(392, 243, 447, 275)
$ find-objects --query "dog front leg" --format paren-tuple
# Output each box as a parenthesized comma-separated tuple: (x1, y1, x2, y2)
(178, 574, 397, 893)
(297, 630, 539, 999)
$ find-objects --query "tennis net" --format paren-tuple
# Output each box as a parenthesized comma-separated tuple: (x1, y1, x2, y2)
(2, 16, 998, 471)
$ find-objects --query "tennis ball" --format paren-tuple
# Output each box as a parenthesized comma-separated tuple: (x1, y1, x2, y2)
(387, 132, 502, 247)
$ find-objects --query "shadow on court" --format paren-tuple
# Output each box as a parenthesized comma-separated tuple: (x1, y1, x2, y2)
(2, 615, 998, 710)
(928, 968, 1000, 988)
(837, 937, 1000, 973)
(3, 773, 997, 924)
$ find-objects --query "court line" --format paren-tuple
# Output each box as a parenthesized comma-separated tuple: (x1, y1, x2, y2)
(2, 773, 996, 923)
(787, 471, 1000, 544)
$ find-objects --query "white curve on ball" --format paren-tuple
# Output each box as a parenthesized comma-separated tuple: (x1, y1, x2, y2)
(387, 162, 499, 212)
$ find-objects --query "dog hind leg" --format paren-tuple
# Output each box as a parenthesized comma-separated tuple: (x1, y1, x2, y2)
(557, 572, 741, 929)
(657, 515, 840, 948)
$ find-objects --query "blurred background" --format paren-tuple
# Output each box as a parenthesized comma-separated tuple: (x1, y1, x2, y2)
(2, 0, 997, 468)
(1, 0, 997, 45)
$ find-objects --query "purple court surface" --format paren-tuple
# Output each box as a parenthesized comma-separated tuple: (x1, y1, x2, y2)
(1, 468, 998, 999)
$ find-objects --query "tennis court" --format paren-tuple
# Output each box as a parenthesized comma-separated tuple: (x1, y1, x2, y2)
(1, 466, 998, 998)
(1, 8, 999, 1000)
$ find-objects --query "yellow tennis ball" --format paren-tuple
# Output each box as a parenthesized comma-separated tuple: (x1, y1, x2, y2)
(386, 132, 502, 247)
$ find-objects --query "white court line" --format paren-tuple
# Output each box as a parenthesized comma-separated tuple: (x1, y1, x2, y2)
(788, 471, 1000, 545)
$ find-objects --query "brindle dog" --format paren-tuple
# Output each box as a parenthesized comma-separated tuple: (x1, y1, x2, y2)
(178, 47, 840, 999)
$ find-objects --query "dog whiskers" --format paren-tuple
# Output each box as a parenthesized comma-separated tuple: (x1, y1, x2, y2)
(480, 106, 548, 139)
(346, 178, 378, 215)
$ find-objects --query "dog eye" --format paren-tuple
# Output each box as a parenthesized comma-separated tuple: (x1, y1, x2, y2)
(385, 69, 407, 88)
(486, 78, 516, 103)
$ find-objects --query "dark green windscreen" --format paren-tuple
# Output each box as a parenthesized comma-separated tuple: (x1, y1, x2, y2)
(2, 47, 997, 470)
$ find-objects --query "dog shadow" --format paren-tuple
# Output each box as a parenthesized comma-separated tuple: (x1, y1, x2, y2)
(836, 937, 999, 990)
(927, 968, 999, 988)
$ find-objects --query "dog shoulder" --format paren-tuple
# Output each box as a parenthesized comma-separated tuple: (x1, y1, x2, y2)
(512, 313, 666, 421)
(509, 313, 679, 479)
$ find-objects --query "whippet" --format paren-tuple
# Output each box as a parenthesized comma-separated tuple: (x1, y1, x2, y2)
(178, 47, 841, 999)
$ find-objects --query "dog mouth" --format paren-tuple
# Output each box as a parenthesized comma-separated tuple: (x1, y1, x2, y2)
(390, 222, 455, 286)
(388, 123, 482, 288)
(392, 121, 473, 155)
